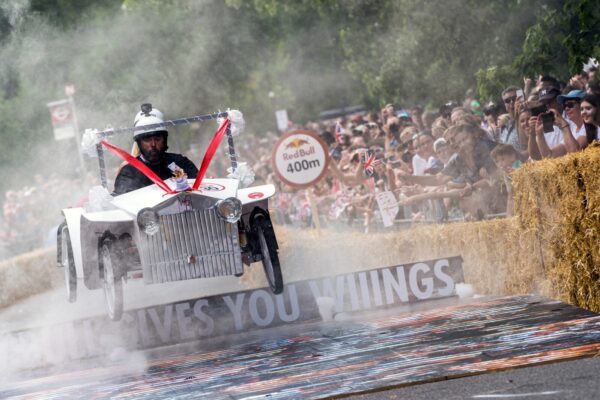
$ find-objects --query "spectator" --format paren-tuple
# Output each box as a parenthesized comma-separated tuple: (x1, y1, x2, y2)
(412, 133, 437, 176)
(528, 93, 581, 159)
(498, 86, 520, 150)
(490, 144, 522, 216)
(581, 94, 600, 143)
(557, 89, 588, 148)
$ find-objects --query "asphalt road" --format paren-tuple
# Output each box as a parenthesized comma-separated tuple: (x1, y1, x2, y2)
(350, 356, 600, 400)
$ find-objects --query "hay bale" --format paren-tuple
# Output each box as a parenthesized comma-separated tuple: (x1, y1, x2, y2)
(0, 247, 61, 308)
(512, 144, 600, 312)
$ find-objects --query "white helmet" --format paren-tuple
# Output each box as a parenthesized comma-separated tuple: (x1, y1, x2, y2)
(133, 103, 167, 139)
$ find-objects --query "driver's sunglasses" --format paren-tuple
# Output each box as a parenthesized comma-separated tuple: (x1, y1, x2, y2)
(563, 100, 580, 109)
(503, 96, 517, 104)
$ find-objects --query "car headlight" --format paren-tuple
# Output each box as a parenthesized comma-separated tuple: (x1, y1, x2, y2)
(215, 197, 242, 223)
(137, 208, 160, 235)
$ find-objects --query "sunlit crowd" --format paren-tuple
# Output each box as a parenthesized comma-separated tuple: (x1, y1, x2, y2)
(2, 65, 600, 260)
(238, 67, 600, 230)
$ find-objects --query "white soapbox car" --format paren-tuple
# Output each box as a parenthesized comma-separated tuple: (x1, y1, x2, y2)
(56, 110, 282, 321)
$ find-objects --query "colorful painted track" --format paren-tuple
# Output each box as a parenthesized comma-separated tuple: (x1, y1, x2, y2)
(2, 295, 600, 399)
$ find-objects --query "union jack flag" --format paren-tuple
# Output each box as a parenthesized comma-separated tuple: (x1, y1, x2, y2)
(363, 151, 376, 176)
(334, 122, 343, 144)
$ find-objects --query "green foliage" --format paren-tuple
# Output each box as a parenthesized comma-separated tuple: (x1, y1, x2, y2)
(476, 65, 520, 103)
(514, 0, 600, 77)
(0, 0, 597, 191)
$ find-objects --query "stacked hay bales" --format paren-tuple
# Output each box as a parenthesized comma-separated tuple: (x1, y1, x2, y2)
(513, 143, 600, 312)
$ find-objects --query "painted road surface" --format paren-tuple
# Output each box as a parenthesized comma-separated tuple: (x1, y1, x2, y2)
(2, 295, 600, 399)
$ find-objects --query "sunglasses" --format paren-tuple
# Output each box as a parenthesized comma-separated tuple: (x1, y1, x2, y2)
(503, 96, 517, 104)
(563, 100, 580, 109)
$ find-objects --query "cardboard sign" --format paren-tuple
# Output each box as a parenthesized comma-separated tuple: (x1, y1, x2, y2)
(275, 109, 289, 132)
(376, 191, 400, 227)
(271, 130, 330, 188)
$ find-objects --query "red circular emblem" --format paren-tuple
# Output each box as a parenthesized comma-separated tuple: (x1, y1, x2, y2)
(248, 192, 264, 199)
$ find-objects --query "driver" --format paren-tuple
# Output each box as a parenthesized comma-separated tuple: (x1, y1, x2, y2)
(113, 104, 198, 195)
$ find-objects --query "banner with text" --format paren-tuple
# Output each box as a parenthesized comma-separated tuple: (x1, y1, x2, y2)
(1, 256, 463, 370)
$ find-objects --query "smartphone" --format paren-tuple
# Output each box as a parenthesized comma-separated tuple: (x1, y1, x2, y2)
(541, 111, 555, 133)
(516, 89, 524, 100)
(530, 104, 547, 117)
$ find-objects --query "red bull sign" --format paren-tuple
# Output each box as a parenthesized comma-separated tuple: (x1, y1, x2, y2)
(47, 99, 76, 141)
(272, 130, 330, 188)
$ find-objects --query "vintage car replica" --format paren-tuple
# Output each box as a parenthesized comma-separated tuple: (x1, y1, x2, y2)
(57, 109, 282, 321)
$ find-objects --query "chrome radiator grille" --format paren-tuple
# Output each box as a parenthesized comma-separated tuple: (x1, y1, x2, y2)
(139, 209, 243, 284)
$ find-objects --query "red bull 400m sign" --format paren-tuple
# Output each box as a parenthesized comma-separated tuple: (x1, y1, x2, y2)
(272, 130, 330, 188)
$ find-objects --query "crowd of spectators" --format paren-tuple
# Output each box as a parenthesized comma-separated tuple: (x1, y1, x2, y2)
(2, 64, 600, 260)
(235, 66, 600, 231)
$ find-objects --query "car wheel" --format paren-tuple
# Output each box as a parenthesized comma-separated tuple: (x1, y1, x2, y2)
(59, 224, 77, 303)
(101, 238, 124, 321)
(254, 215, 283, 294)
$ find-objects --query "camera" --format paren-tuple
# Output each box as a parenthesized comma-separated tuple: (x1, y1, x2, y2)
(529, 104, 547, 117)
(541, 111, 555, 133)
(141, 103, 153, 115)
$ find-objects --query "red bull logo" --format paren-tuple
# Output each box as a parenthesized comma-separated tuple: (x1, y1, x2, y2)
(282, 136, 316, 160)
(285, 138, 310, 149)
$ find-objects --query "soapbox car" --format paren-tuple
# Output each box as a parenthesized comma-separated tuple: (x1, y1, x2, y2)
(56, 110, 283, 321)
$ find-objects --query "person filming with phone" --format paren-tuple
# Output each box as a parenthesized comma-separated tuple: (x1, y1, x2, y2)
(527, 88, 581, 160)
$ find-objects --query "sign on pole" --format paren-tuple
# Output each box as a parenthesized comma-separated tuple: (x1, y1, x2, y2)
(271, 130, 330, 189)
(275, 109, 289, 132)
(47, 99, 76, 141)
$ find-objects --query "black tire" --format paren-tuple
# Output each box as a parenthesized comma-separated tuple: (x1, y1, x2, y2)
(58, 223, 77, 303)
(254, 215, 284, 294)
(100, 237, 124, 321)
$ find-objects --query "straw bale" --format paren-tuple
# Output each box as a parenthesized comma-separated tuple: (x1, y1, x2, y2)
(0, 247, 61, 308)
(512, 144, 600, 312)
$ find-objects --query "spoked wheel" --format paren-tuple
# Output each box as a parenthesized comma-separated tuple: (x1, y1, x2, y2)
(100, 238, 124, 321)
(58, 223, 77, 303)
(254, 215, 283, 294)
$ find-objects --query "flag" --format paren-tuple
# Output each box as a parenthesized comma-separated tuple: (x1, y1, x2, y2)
(334, 122, 343, 144)
(364, 151, 376, 176)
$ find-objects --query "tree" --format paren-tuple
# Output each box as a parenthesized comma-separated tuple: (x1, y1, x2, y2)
(514, 0, 600, 78)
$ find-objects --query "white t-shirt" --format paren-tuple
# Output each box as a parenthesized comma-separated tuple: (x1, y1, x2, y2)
(544, 125, 564, 148)
(412, 154, 436, 176)
(566, 118, 586, 140)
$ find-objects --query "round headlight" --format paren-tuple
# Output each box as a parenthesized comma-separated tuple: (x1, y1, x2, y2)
(137, 208, 160, 235)
(216, 197, 242, 223)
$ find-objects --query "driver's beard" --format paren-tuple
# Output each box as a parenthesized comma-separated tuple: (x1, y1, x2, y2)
(140, 147, 165, 164)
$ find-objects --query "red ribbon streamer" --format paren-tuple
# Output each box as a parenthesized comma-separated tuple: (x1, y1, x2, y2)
(192, 119, 230, 190)
(100, 140, 175, 194)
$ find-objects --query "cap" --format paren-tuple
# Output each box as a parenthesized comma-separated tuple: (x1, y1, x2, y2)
(396, 110, 411, 119)
(538, 88, 560, 102)
(557, 89, 586, 105)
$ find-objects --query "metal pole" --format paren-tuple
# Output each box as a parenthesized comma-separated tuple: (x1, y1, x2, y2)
(96, 143, 108, 189)
(226, 125, 238, 173)
(68, 95, 86, 176)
